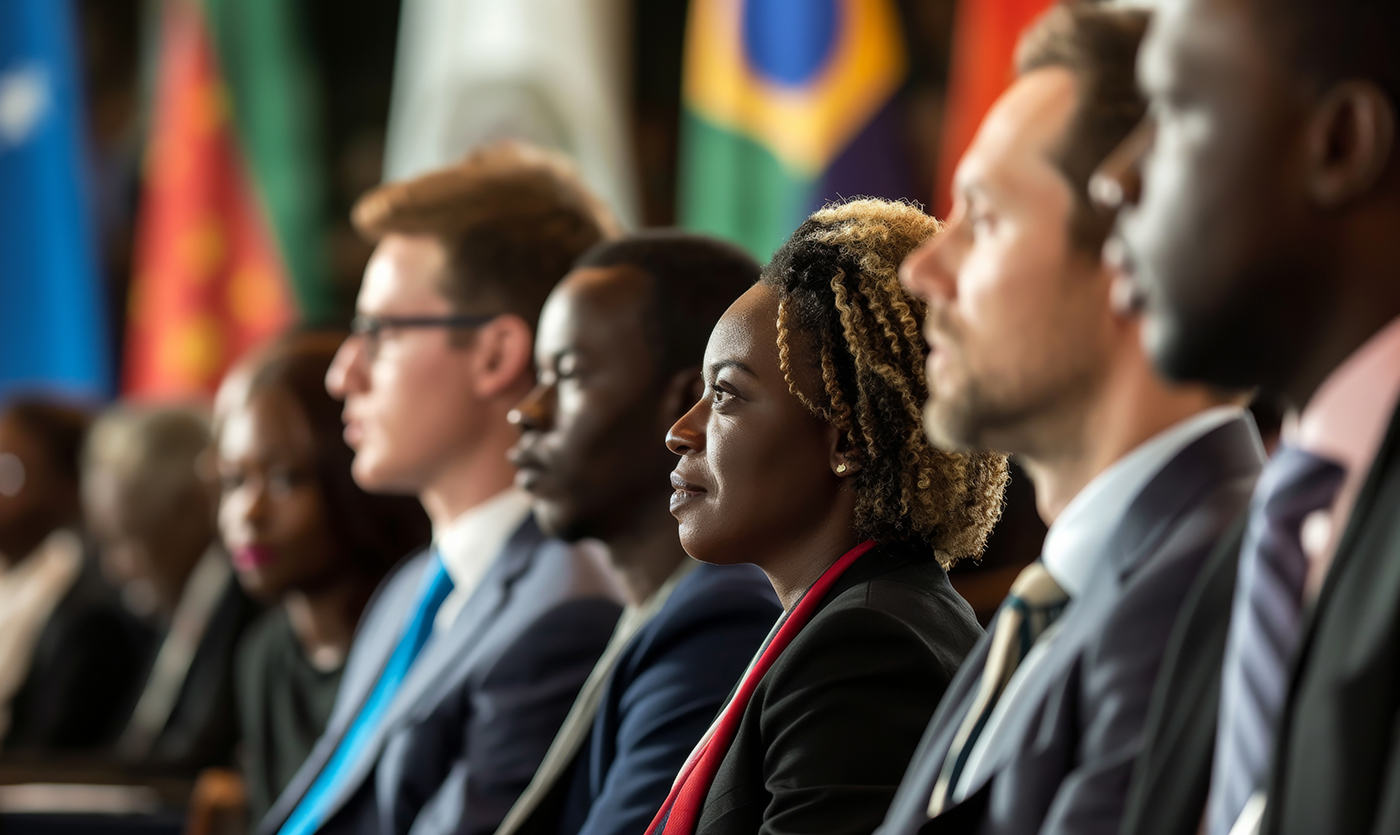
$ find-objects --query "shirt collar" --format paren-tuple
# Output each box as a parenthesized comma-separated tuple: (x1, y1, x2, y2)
(432, 488, 534, 630)
(1041, 406, 1245, 597)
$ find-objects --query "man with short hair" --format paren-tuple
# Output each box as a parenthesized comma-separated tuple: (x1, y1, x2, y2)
(496, 231, 780, 835)
(262, 142, 624, 835)
(1094, 0, 1400, 833)
(876, 5, 1264, 834)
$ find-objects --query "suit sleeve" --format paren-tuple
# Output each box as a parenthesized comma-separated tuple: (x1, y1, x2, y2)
(1039, 530, 1209, 835)
(425, 597, 621, 835)
(574, 594, 777, 835)
(754, 606, 954, 835)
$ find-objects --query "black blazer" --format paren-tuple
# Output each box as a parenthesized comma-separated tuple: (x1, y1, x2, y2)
(693, 542, 982, 835)
(5, 556, 154, 753)
(1122, 402, 1400, 835)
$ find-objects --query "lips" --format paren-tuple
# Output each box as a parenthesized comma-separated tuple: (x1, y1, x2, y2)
(508, 441, 549, 493)
(231, 545, 276, 572)
(668, 470, 707, 513)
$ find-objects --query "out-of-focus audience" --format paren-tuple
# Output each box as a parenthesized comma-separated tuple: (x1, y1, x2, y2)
(214, 333, 430, 824)
(10, 2, 1400, 835)
(0, 399, 149, 755)
(83, 405, 261, 775)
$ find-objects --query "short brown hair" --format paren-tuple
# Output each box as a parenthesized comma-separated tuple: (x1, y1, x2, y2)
(352, 141, 619, 328)
(764, 199, 1009, 567)
(1017, 1, 1150, 251)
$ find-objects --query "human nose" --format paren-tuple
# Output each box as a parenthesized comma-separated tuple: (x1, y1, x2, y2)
(508, 381, 554, 432)
(1091, 115, 1154, 211)
(665, 399, 707, 456)
(326, 333, 367, 399)
(900, 225, 960, 306)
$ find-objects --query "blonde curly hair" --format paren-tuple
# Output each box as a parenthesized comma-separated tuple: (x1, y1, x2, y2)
(763, 198, 1008, 567)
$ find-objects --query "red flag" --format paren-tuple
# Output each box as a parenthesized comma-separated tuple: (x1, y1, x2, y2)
(124, 0, 293, 398)
(934, 0, 1054, 219)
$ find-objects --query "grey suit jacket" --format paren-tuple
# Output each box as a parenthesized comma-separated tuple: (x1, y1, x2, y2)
(876, 416, 1263, 835)
(256, 516, 623, 835)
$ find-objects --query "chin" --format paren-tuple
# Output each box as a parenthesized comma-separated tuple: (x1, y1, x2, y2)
(922, 398, 979, 452)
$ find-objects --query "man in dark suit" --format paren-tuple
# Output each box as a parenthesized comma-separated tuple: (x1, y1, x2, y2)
(879, 5, 1265, 834)
(83, 404, 260, 774)
(1093, 0, 1400, 833)
(498, 232, 781, 835)
(263, 142, 623, 835)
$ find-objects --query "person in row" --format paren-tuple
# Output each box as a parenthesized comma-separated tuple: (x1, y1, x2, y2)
(214, 332, 430, 824)
(496, 232, 781, 835)
(260, 142, 624, 835)
(875, 4, 1265, 834)
(651, 199, 1009, 835)
(1094, 0, 1400, 831)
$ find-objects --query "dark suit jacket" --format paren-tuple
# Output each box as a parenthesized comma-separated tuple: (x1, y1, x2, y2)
(541, 563, 781, 835)
(5, 556, 153, 752)
(133, 574, 261, 773)
(876, 416, 1263, 835)
(257, 517, 622, 835)
(691, 542, 983, 835)
(1259, 402, 1400, 835)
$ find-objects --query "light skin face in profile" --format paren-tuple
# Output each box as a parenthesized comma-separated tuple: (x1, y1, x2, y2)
(902, 66, 1223, 519)
(665, 283, 859, 610)
(1094, 0, 1400, 403)
(325, 233, 533, 525)
(508, 266, 696, 604)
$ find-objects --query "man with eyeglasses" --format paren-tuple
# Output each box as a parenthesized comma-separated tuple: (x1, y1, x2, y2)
(255, 141, 625, 835)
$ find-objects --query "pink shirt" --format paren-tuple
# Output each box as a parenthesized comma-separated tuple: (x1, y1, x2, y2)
(1284, 316, 1400, 599)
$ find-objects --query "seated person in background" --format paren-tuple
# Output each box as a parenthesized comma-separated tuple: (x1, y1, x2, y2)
(651, 198, 1008, 835)
(876, 6, 1263, 834)
(83, 404, 260, 774)
(215, 332, 430, 824)
(498, 232, 781, 835)
(261, 141, 623, 835)
(0, 398, 149, 755)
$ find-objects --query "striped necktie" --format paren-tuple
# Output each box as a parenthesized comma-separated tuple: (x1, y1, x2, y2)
(1206, 446, 1344, 835)
(928, 561, 1068, 816)
(278, 551, 455, 835)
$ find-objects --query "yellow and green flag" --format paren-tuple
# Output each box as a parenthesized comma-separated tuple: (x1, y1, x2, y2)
(680, 0, 910, 260)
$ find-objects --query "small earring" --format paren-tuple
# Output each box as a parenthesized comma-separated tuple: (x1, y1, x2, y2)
(836, 463, 848, 475)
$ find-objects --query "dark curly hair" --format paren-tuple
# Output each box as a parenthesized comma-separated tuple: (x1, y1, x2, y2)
(763, 198, 1008, 567)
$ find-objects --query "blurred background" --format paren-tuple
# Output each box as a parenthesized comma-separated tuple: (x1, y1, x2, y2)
(0, 0, 1053, 826)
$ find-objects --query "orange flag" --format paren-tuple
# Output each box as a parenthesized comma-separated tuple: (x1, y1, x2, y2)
(124, 0, 293, 398)
(934, 0, 1053, 219)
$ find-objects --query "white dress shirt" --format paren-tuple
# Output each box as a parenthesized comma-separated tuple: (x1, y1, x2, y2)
(953, 406, 1246, 799)
(432, 488, 535, 633)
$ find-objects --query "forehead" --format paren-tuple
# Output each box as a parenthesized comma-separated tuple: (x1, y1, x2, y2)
(358, 232, 453, 312)
(955, 67, 1080, 196)
(1143, 0, 1271, 92)
(537, 265, 653, 353)
(218, 386, 311, 458)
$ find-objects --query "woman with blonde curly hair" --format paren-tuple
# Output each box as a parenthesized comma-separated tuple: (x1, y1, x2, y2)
(651, 198, 1008, 835)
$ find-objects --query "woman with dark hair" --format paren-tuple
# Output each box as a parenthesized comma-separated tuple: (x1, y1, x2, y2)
(654, 199, 1008, 835)
(214, 332, 430, 823)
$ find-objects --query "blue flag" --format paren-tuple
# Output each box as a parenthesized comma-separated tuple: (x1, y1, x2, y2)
(0, 0, 109, 400)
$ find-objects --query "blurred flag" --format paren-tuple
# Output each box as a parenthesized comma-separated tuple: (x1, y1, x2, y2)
(935, 0, 1053, 218)
(680, 0, 912, 261)
(383, 0, 639, 228)
(125, 0, 329, 398)
(0, 0, 110, 400)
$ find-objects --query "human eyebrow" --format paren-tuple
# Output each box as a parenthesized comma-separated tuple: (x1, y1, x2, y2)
(707, 359, 756, 380)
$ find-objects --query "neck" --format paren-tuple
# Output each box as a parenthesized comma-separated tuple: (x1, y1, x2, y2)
(1021, 344, 1223, 524)
(283, 571, 379, 672)
(757, 498, 859, 611)
(598, 501, 689, 607)
(419, 426, 519, 529)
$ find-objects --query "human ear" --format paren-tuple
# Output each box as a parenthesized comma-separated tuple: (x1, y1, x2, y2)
(471, 315, 535, 398)
(659, 367, 704, 431)
(1305, 80, 1396, 209)
(825, 423, 863, 477)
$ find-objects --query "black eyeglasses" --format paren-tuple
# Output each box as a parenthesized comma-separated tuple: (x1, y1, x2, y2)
(350, 313, 499, 358)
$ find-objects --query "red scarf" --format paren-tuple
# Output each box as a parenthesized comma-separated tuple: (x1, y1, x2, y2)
(642, 539, 877, 835)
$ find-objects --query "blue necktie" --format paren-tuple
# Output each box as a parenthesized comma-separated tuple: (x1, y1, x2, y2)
(1207, 446, 1345, 835)
(278, 552, 455, 835)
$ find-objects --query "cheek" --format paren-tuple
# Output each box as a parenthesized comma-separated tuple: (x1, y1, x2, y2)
(959, 225, 1067, 366)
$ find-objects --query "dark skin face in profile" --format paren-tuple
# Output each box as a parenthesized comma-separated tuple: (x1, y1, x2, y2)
(509, 266, 698, 605)
(0, 415, 78, 562)
(1094, 0, 1400, 405)
(666, 284, 861, 610)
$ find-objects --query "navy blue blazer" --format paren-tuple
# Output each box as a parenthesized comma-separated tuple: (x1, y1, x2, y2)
(548, 562, 781, 835)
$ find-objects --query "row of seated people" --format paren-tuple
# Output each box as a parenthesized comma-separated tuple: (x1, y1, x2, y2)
(4, 1, 1400, 834)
